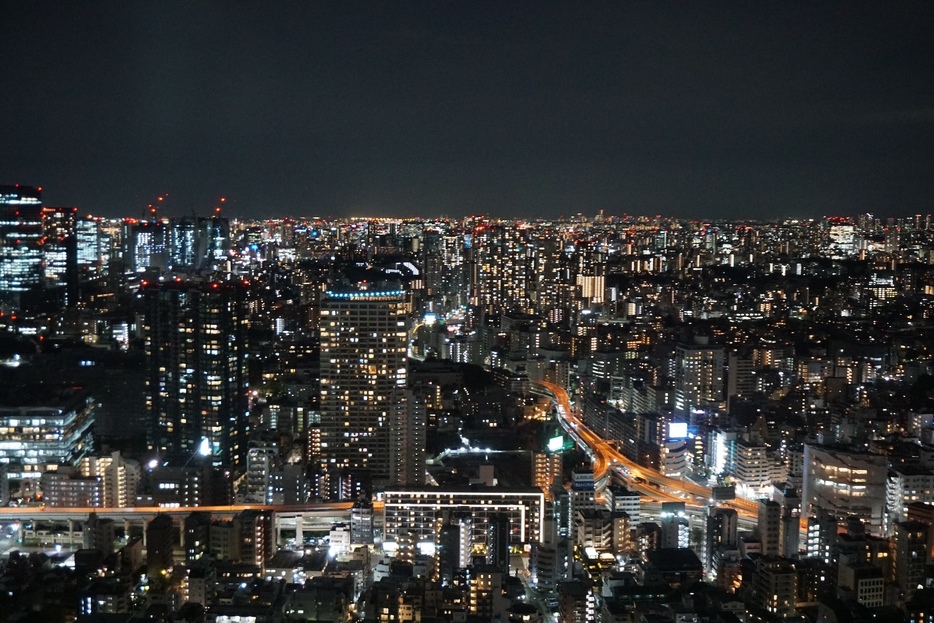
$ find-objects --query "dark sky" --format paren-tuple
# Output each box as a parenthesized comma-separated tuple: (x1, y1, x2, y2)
(2, 2, 933, 220)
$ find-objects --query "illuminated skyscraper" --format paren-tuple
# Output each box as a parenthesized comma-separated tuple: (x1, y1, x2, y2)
(389, 389, 426, 487)
(674, 337, 725, 420)
(468, 225, 533, 318)
(169, 216, 230, 272)
(319, 287, 409, 493)
(123, 220, 169, 273)
(0, 185, 44, 301)
(76, 216, 110, 280)
(143, 280, 250, 467)
(41, 206, 78, 304)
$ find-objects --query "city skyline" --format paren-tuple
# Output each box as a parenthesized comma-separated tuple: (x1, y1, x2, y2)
(5, 181, 934, 618)
(2, 2, 933, 220)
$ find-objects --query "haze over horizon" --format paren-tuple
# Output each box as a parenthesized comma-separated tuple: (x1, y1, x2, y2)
(2, 2, 933, 220)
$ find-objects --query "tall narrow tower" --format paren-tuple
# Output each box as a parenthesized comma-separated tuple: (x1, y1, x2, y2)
(0, 185, 44, 303)
(319, 286, 409, 494)
(143, 280, 250, 467)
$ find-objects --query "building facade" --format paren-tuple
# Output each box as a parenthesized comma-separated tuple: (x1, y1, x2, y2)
(382, 485, 545, 546)
(318, 287, 409, 490)
(144, 280, 250, 467)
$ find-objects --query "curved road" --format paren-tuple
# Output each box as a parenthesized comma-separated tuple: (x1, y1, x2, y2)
(535, 381, 760, 520)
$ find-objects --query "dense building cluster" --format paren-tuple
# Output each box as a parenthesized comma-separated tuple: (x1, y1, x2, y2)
(3, 185, 934, 621)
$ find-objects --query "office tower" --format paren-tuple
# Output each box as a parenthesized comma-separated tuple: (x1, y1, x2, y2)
(76, 216, 107, 280)
(674, 336, 724, 420)
(143, 280, 250, 467)
(318, 286, 409, 492)
(389, 389, 426, 487)
(41, 206, 78, 304)
(758, 499, 781, 556)
(838, 561, 885, 608)
(169, 216, 229, 272)
(0, 388, 95, 475)
(0, 185, 44, 302)
(124, 219, 169, 273)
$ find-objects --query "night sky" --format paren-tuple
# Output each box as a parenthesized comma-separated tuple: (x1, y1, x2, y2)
(2, 2, 933, 220)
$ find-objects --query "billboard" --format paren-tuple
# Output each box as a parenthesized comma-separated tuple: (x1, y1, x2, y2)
(668, 422, 688, 440)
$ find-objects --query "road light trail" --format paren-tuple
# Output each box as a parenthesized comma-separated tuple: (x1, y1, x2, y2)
(534, 381, 760, 520)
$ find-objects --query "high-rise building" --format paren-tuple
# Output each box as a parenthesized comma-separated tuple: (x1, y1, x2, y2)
(77, 451, 141, 508)
(705, 508, 738, 571)
(143, 280, 250, 467)
(532, 452, 563, 498)
(568, 465, 596, 538)
(41, 206, 78, 304)
(805, 507, 838, 563)
(674, 337, 724, 420)
(389, 389, 426, 487)
(0, 185, 44, 301)
(124, 220, 169, 273)
(169, 216, 230, 272)
(76, 216, 108, 280)
(773, 484, 801, 557)
(758, 499, 781, 556)
(318, 286, 409, 491)
(894, 520, 929, 597)
(437, 523, 462, 586)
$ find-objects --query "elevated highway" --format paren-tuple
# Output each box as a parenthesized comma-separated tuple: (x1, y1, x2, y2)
(0, 503, 354, 548)
(534, 381, 759, 521)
